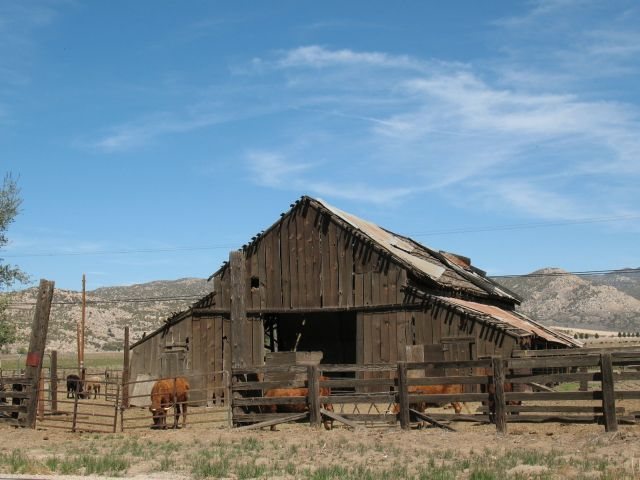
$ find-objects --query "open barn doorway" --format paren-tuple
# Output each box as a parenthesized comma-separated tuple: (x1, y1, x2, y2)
(264, 312, 356, 365)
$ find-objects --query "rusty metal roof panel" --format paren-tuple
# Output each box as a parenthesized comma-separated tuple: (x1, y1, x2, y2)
(440, 297, 581, 347)
(314, 197, 519, 302)
(316, 198, 447, 280)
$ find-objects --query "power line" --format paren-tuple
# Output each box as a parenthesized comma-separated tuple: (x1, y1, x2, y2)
(2, 214, 638, 258)
(5, 294, 207, 308)
(492, 268, 640, 279)
(410, 214, 640, 237)
(4, 267, 639, 308)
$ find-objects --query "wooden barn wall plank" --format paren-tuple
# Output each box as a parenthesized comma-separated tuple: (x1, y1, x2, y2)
(320, 214, 331, 307)
(265, 230, 274, 308)
(258, 239, 267, 310)
(248, 249, 258, 310)
(327, 221, 339, 307)
(288, 212, 299, 309)
(295, 206, 306, 308)
(272, 223, 283, 309)
(192, 318, 202, 373)
(280, 217, 291, 309)
(303, 202, 315, 308)
(309, 206, 322, 307)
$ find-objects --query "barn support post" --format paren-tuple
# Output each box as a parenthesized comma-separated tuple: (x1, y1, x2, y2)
(50, 350, 58, 413)
(307, 365, 321, 428)
(600, 353, 617, 432)
(579, 366, 589, 392)
(491, 356, 507, 435)
(122, 326, 130, 408)
(397, 361, 410, 429)
(24, 279, 55, 429)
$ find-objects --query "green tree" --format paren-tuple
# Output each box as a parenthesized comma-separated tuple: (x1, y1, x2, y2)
(0, 174, 28, 349)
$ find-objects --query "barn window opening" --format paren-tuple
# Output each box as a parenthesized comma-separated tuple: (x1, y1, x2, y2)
(251, 276, 259, 289)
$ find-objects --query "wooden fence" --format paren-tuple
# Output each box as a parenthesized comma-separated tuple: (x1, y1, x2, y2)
(0, 373, 34, 427)
(231, 350, 640, 433)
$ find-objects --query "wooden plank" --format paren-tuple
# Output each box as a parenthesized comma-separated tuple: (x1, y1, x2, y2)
(311, 209, 322, 308)
(252, 317, 263, 367)
(409, 393, 489, 403)
(509, 372, 598, 384)
(273, 224, 283, 309)
(233, 396, 308, 407)
(321, 394, 395, 404)
(280, 218, 291, 309)
(507, 355, 602, 369)
(302, 203, 313, 308)
(343, 231, 354, 307)
(265, 228, 274, 308)
(322, 378, 396, 389)
(288, 213, 299, 309)
(410, 409, 456, 432)
(511, 346, 640, 357)
(232, 380, 308, 391)
(308, 365, 321, 428)
(215, 316, 224, 399)
(230, 251, 249, 369)
(327, 221, 339, 307)
(397, 362, 410, 429)
(505, 391, 603, 401)
(249, 247, 259, 310)
(320, 408, 359, 429)
(407, 359, 493, 370)
(363, 313, 372, 365)
(320, 215, 331, 307)
(296, 205, 307, 307)
(407, 375, 489, 386)
(363, 248, 373, 307)
(600, 353, 617, 432)
(356, 312, 364, 365)
(258, 238, 267, 310)
(492, 356, 507, 434)
(235, 412, 308, 431)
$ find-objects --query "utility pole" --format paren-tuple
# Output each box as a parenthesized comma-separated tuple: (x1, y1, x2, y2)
(79, 274, 86, 380)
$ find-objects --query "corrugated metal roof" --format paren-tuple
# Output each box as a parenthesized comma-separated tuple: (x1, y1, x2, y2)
(314, 197, 520, 303)
(439, 297, 581, 347)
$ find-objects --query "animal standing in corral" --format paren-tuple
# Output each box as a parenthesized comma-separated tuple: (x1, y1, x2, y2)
(84, 376, 102, 399)
(149, 377, 189, 429)
(263, 376, 334, 430)
(66, 374, 85, 399)
(391, 383, 468, 418)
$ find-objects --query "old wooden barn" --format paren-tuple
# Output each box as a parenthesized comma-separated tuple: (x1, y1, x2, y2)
(129, 196, 579, 402)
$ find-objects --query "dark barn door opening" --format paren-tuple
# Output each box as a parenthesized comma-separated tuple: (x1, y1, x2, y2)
(271, 312, 356, 365)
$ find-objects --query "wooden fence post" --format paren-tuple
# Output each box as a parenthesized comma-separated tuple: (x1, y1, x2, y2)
(24, 279, 55, 429)
(397, 361, 410, 430)
(122, 326, 129, 408)
(50, 350, 58, 413)
(491, 356, 507, 435)
(71, 391, 79, 433)
(579, 366, 589, 392)
(308, 365, 321, 428)
(37, 372, 45, 421)
(600, 353, 617, 432)
(113, 384, 120, 433)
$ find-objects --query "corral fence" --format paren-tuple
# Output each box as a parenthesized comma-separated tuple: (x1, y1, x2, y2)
(120, 370, 230, 432)
(35, 370, 121, 433)
(0, 371, 34, 427)
(231, 348, 640, 433)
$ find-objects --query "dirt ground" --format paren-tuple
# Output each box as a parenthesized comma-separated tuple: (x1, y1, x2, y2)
(2, 402, 640, 480)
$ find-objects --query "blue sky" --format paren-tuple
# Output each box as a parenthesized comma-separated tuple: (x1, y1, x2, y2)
(1, 0, 639, 291)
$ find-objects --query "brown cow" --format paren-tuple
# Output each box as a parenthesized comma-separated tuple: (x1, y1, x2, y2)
(391, 384, 467, 417)
(84, 376, 102, 399)
(263, 376, 334, 430)
(149, 377, 190, 429)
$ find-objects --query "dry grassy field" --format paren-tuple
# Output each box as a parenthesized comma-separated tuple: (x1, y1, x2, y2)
(2, 395, 640, 480)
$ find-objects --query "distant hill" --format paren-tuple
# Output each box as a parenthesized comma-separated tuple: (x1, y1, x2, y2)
(582, 269, 640, 301)
(4, 269, 640, 354)
(2, 278, 212, 354)
(495, 268, 640, 333)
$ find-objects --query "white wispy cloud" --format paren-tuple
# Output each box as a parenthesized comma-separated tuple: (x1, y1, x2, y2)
(242, 42, 640, 218)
